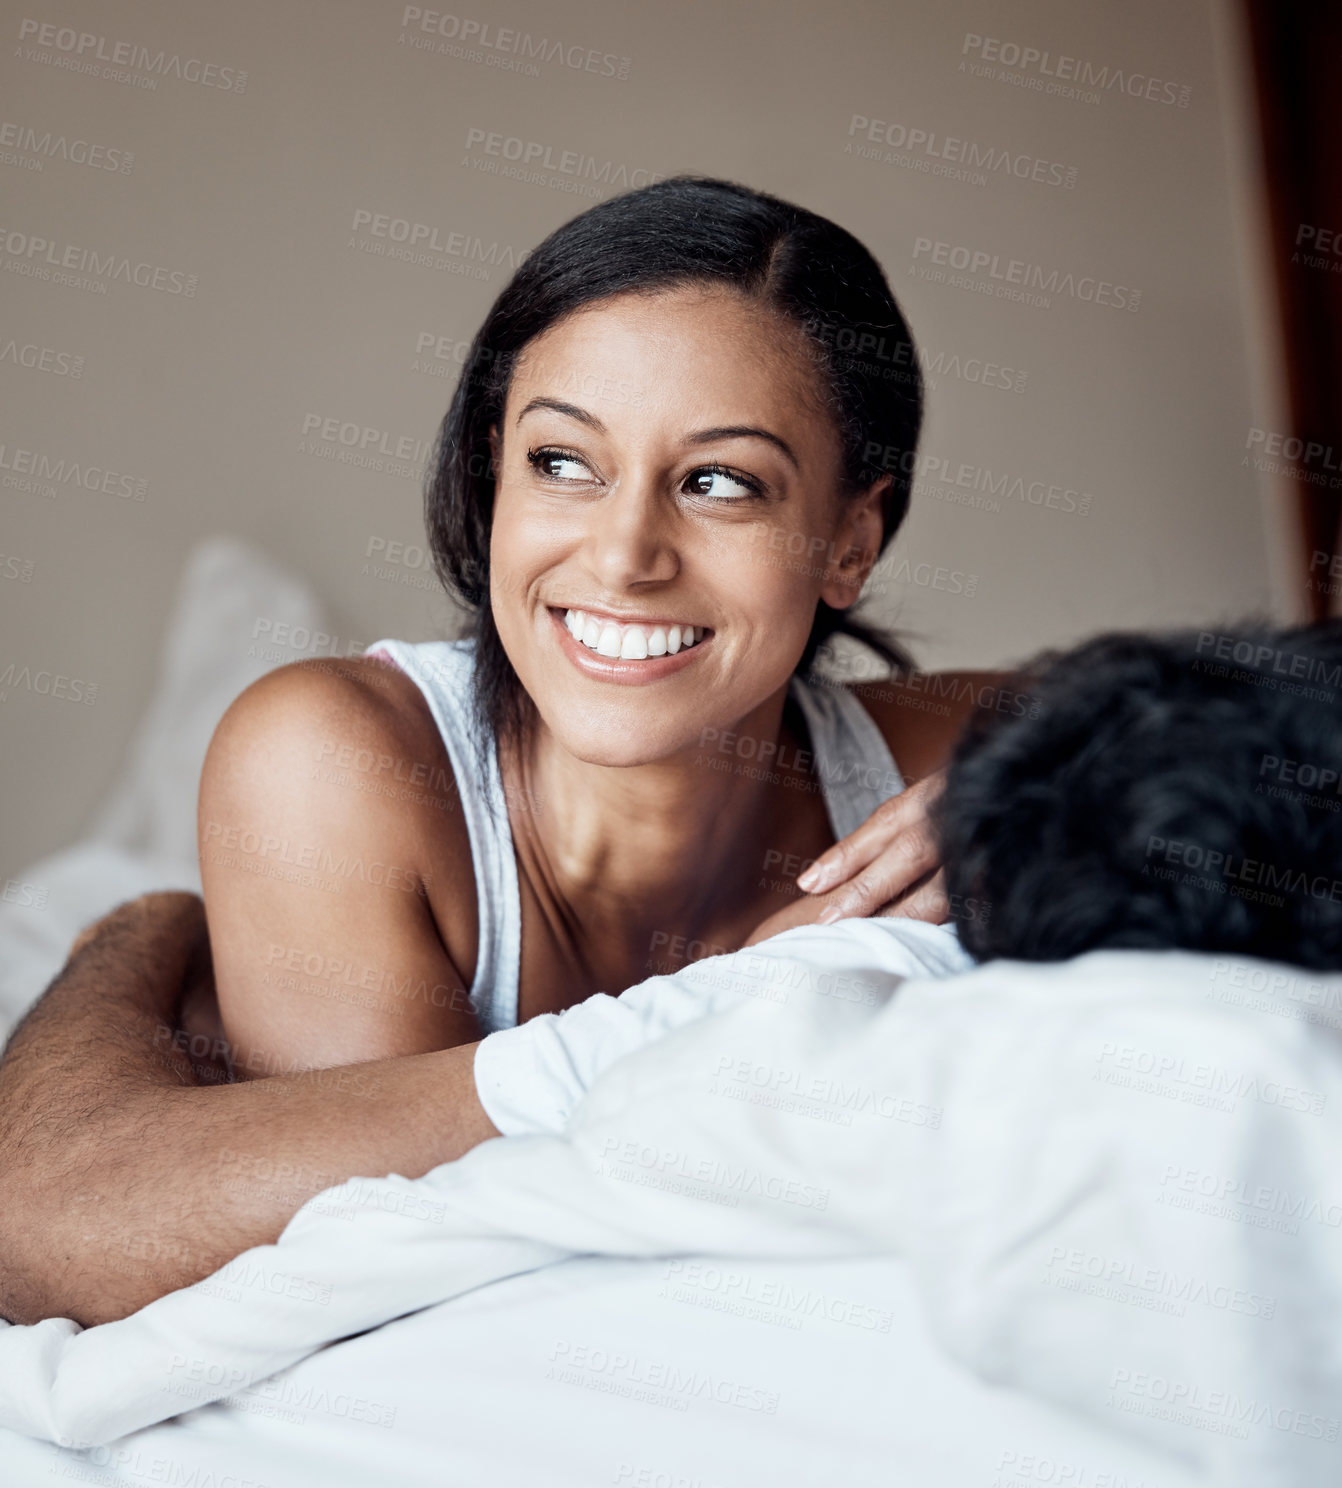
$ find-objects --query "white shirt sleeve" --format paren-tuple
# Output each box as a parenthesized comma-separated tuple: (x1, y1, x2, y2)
(473, 916, 974, 1136)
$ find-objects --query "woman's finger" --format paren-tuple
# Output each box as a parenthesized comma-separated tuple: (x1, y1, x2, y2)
(815, 825, 941, 923)
(797, 772, 944, 894)
(873, 868, 950, 926)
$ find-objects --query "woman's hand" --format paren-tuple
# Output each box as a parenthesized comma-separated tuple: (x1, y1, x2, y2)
(743, 772, 949, 947)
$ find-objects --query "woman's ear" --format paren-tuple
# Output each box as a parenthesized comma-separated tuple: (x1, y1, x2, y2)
(820, 476, 889, 612)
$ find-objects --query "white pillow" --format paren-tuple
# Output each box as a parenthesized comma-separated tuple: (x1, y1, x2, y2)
(0, 538, 331, 1035)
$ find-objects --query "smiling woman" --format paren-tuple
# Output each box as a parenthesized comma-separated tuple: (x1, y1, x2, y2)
(199, 177, 993, 1081)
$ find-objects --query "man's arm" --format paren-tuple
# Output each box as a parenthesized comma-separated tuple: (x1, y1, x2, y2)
(0, 894, 498, 1329)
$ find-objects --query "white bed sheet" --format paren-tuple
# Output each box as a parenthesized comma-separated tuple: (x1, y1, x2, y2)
(0, 1250, 1197, 1488)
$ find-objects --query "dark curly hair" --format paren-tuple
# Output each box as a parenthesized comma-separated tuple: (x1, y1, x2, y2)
(936, 622, 1342, 970)
(423, 175, 922, 769)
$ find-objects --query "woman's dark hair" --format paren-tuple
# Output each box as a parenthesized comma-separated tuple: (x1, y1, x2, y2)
(936, 622, 1342, 971)
(424, 175, 923, 766)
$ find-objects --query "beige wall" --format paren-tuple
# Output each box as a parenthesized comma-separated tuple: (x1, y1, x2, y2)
(0, 0, 1295, 879)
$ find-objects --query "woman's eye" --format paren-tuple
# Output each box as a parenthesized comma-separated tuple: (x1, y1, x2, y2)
(528, 449, 591, 483)
(684, 466, 762, 501)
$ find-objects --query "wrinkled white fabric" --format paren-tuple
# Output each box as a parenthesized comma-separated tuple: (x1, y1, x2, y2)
(475, 918, 972, 1136)
(1, 926, 1338, 1488)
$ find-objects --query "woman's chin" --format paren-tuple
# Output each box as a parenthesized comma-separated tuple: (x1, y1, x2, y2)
(545, 720, 709, 771)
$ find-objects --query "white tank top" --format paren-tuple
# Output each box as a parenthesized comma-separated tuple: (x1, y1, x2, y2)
(368, 637, 906, 1034)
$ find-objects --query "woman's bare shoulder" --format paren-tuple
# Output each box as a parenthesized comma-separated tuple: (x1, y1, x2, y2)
(200, 656, 478, 931)
(840, 669, 1006, 782)
(212, 655, 442, 756)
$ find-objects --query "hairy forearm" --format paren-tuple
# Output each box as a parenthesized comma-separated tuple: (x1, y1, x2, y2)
(0, 896, 497, 1328)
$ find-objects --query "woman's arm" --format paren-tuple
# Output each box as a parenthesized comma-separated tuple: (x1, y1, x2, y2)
(0, 894, 498, 1328)
(200, 657, 483, 1074)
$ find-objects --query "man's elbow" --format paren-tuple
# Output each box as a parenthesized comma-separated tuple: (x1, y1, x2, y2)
(0, 1161, 195, 1328)
(0, 1231, 184, 1329)
(0, 1182, 73, 1326)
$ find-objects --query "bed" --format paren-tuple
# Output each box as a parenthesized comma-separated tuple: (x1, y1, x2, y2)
(1, 541, 1337, 1488)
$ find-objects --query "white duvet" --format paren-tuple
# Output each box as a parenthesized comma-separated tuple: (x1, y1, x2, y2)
(3, 922, 1340, 1487)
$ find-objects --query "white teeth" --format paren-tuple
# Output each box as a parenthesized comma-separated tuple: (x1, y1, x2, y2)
(562, 608, 706, 660)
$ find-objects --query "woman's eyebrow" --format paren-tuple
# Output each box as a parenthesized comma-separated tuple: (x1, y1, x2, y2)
(514, 400, 799, 472)
(516, 396, 606, 431)
(685, 425, 799, 471)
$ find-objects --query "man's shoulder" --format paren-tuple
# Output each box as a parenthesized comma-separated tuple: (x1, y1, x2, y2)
(835, 670, 1003, 781)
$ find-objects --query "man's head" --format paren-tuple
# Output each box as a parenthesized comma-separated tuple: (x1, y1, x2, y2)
(936, 623, 1342, 970)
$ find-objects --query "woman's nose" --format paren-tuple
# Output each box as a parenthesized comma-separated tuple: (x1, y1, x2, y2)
(579, 475, 679, 589)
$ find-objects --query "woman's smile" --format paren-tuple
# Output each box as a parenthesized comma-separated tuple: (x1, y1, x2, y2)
(547, 603, 714, 685)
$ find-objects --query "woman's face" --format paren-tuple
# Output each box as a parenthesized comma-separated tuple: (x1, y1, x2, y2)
(489, 285, 884, 766)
